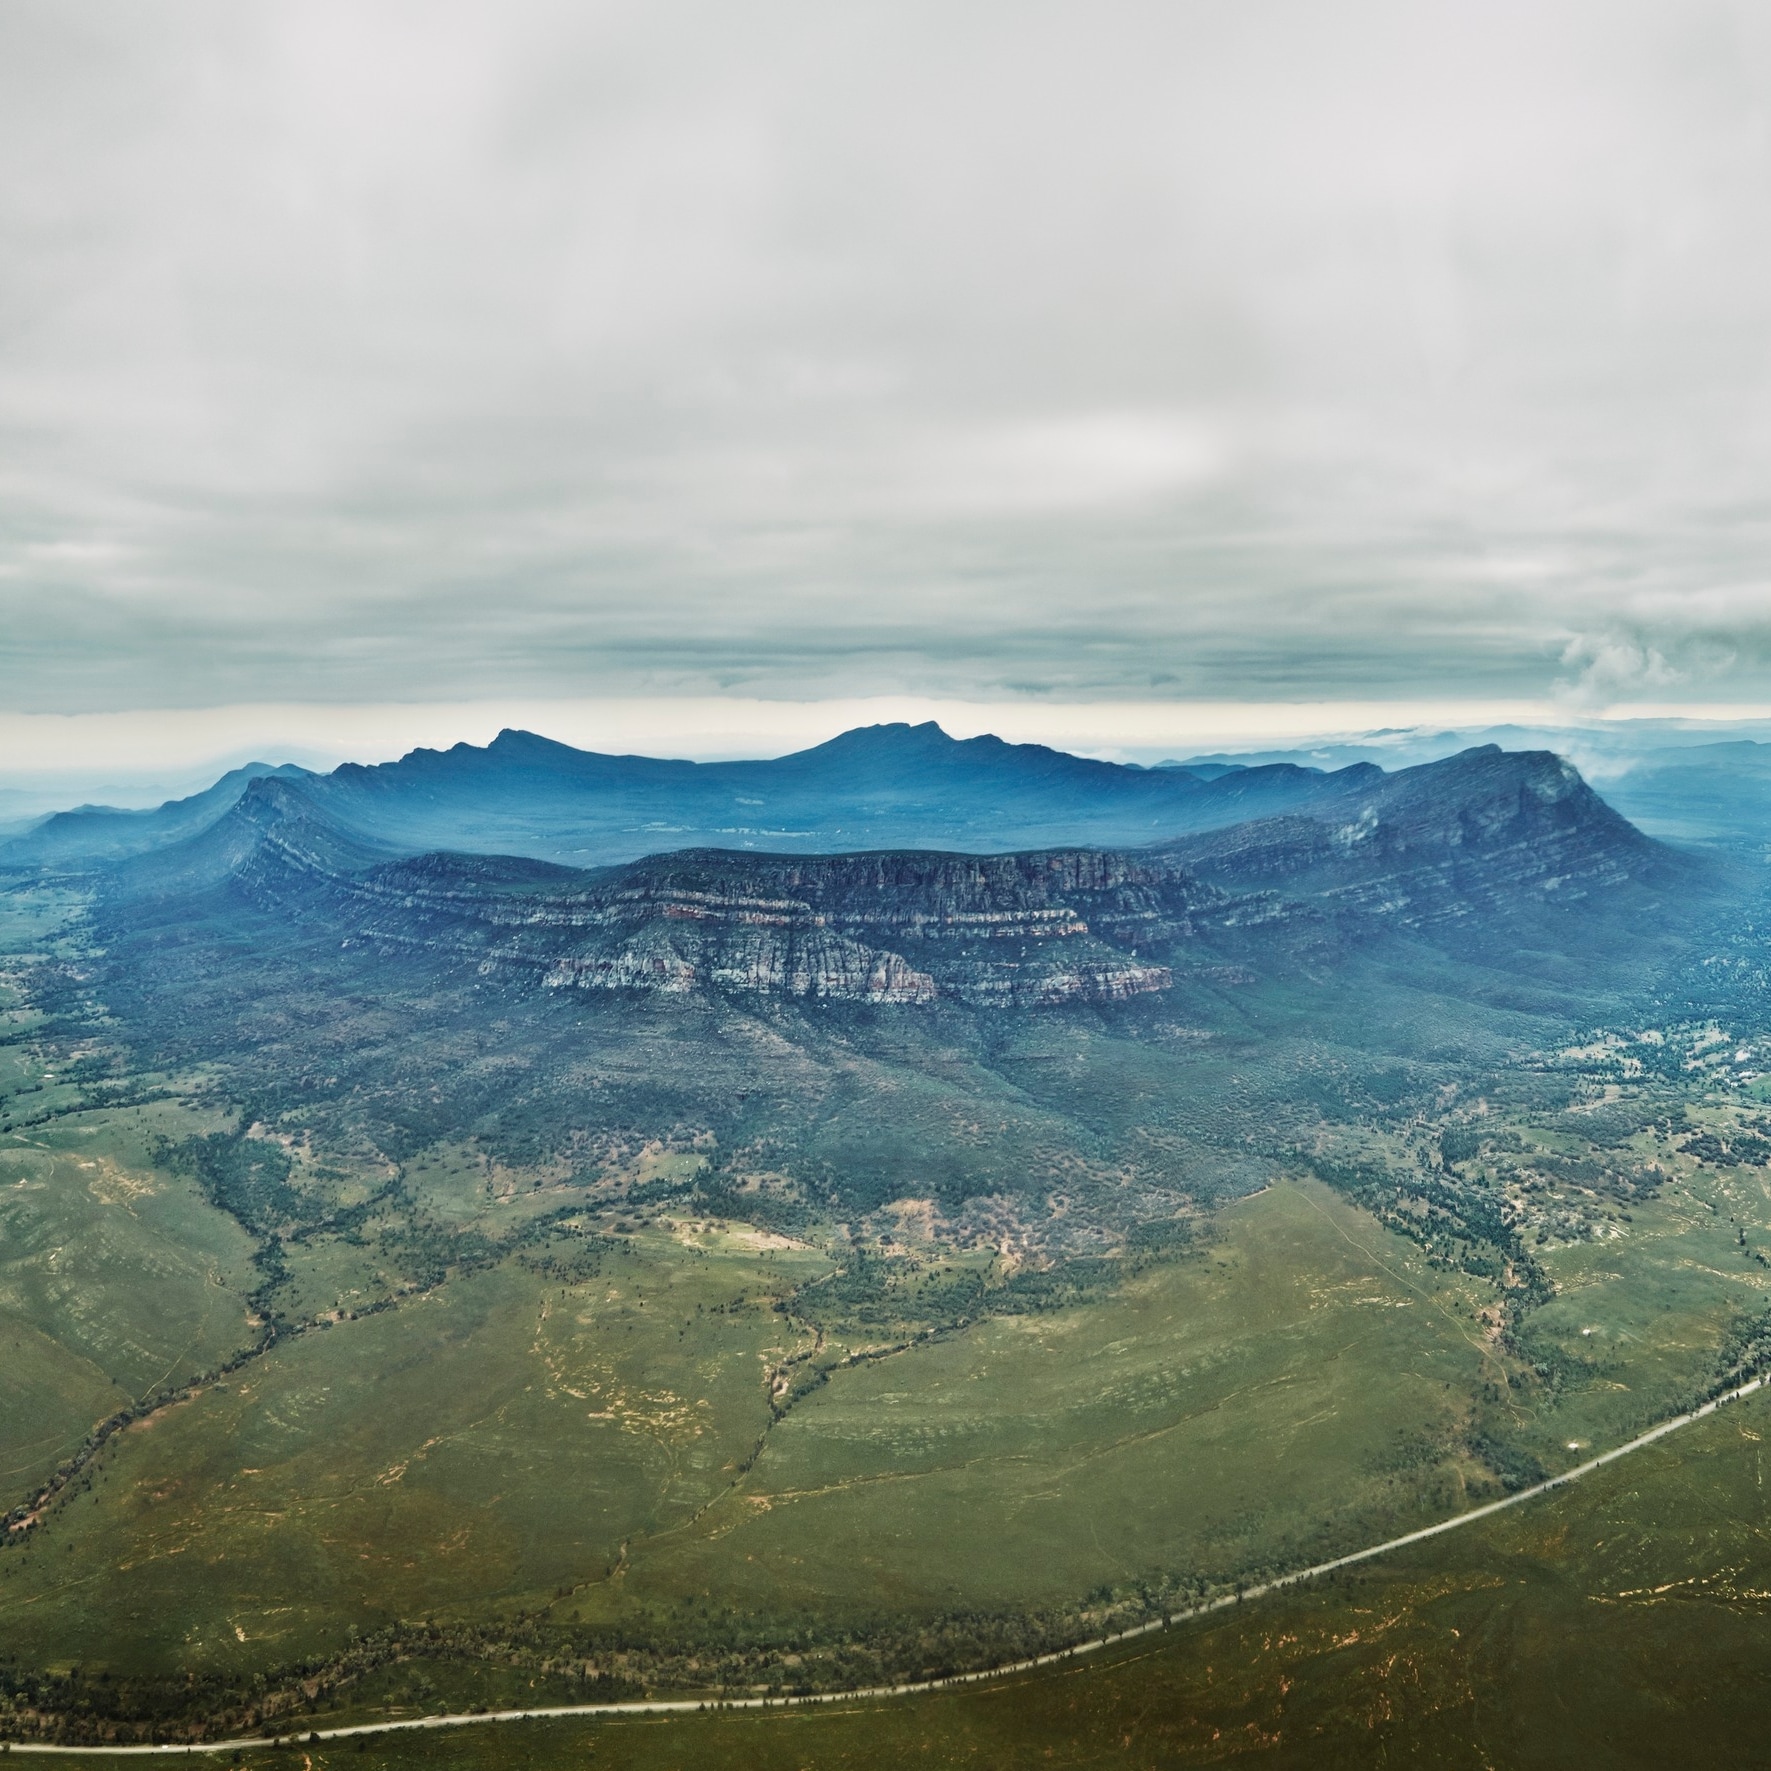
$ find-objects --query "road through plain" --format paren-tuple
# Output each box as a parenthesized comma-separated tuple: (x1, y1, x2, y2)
(8, 1372, 1764, 1758)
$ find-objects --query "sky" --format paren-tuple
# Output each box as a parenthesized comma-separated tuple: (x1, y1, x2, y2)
(4, 0, 1771, 778)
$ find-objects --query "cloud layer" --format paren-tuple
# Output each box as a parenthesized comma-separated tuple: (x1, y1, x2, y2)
(4, 0, 1771, 712)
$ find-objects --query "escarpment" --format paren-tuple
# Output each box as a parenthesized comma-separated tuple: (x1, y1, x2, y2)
(202, 825, 1195, 1007)
(336, 846, 1193, 1005)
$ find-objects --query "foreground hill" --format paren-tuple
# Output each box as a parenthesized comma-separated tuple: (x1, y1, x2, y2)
(49, 1383, 1759, 1768)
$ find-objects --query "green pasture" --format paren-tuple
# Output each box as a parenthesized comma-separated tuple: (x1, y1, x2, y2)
(0, 1226, 829, 1676)
(1519, 1172, 1771, 1456)
(0, 1106, 258, 1495)
(2, 1179, 1503, 1679)
(9, 1143, 1771, 1693)
(575, 1179, 1503, 1639)
(25, 1383, 1771, 1769)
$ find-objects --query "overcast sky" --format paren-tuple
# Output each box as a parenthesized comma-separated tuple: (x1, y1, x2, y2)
(5, 0, 1771, 732)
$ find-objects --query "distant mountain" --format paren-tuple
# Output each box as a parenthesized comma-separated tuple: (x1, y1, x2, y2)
(6, 723, 1382, 872)
(1162, 729, 1771, 852)
(108, 771, 399, 905)
(0, 762, 312, 868)
(15, 721, 1771, 878)
(71, 737, 1716, 1261)
(293, 721, 1389, 864)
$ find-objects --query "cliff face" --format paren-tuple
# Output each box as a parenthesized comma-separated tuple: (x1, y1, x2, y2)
(333, 846, 1194, 1006)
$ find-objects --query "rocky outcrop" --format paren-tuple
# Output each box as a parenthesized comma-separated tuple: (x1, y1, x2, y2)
(198, 821, 1192, 1007)
(539, 929, 940, 1004)
(310, 846, 1195, 1005)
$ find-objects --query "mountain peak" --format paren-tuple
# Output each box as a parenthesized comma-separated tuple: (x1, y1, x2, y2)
(1165, 742, 1676, 917)
(792, 720, 962, 757)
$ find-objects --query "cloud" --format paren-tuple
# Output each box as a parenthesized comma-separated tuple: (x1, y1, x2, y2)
(1556, 636, 1688, 706)
(3, 1, 1771, 713)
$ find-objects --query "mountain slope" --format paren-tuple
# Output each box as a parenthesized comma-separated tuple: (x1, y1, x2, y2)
(1162, 745, 1680, 927)
(109, 772, 402, 908)
(0, 762, 312, 868)
(295, 721, 1389, 865)
(329, 845, 1196, 1008)
(1595, 739, 1771, 850)
(66, 739, 1718, 1263)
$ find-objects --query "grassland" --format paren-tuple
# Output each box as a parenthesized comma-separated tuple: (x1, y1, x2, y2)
(0, 892, 259, 1502)
(0, 1179, 1495, 1676)
(0, 1106, 259, 1493)
(22, 1382, 1771, 1768)
(573, 1181, 1504, 1641)
(5, 1149, 1769, 1705)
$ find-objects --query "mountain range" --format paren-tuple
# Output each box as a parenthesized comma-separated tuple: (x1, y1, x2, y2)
(7, 715, 1767, 1755)
(2, 722, 1384, 872)
(82, 729, 1691, 1019)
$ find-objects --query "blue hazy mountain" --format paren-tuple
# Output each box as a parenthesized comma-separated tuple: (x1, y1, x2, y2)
(4, 722, 1384, 872)
(1163, 744, 1664, 895)
(0, 762, 313, 867)
(1164, 728, 1771, 852)
(1587, 741, 1771, 851)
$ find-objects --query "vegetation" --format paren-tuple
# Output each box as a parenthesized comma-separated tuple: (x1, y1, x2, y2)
(14, 1385, 1771, 1766)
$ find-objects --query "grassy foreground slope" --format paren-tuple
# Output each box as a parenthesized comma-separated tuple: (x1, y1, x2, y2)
(580, 1181, 1501, 1640)
(7, 1151, 1767, 1706)
(0, 1107, 258, 1497)
(1, 1180, 1502, 1678)
(32, 1384, 1771, 1768)
(0, 893, 260, 1501)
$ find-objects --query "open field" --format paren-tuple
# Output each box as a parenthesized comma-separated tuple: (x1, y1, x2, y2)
(19, 1381, 1771, 1768)
(0, 890, 261, 1499)
(0, 1218, 826, 1676)
(7, 1143, 1771, 1698)
(0, 1109, 258, 1496)
(572, 1180, 1504, 1640)
(7, 853, 1771, 1743)
(2, 1179, 1501, 1678)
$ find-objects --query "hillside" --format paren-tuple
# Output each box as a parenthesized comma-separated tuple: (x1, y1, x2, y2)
(65, 743, 1703, 1220)
(83, 745, 1685, 1029)
(0, 762, 312, 868)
